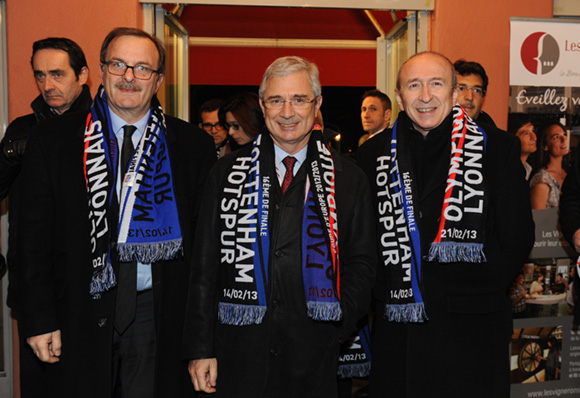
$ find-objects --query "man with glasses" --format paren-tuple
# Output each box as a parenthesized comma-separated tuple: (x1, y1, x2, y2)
(184, 55, 376, 396)
(454, 59, 496, 126)
(17, 27, 214, 398)
(199, 98, 231, 158)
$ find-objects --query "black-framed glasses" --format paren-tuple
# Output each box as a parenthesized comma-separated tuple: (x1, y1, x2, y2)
(457, 84, 485, 97)
(102, 61, 160, 80)
(262, 97, 318, 109)
(201, 122, 226, 132)
(224, 121, 240, 131)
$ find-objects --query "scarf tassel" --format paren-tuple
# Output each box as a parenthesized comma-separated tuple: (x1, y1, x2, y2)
(307, 301, 343, 322)
(218, 302, 267, 326)
(426, 242, 487, 263)
(385, 303, 427, 323)
(117, 239, 182, 264)
(338, 362, 371, 379)
(89, 260, 116, 299)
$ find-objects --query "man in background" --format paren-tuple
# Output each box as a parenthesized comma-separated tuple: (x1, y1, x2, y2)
(0, 37, 91, 397)
(199, 98, 230, 158)
(358, 89, 391, 146)
(454, 59, 496, 126)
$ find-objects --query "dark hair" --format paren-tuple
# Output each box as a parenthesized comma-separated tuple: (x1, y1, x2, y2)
(507, 113, 533, 135)
(362, 89, 392, 112)
(219, 92, 264, 140)
(199, 98, 225, 123)
(31, 37, 88, 79)
(537, 121, 568, 169)
(454, 59, 489, 95)
(100, 27, 165, 75)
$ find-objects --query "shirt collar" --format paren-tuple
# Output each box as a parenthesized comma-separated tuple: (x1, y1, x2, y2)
(274, 143, 308, 173)
(110, 108, 151, 137)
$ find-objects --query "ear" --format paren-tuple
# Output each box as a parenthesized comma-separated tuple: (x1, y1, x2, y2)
(314, 96, 323, 114)
(154, 73, 165, 93)
(259, 98, 267, 117)
(78, 67, 89, 85)
(384, 109, 392, 124)
(395, 89, 404, 111)
(452, 86, 458, 104)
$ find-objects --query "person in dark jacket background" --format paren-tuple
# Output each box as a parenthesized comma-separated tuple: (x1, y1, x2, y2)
(0, 37, 91, 398)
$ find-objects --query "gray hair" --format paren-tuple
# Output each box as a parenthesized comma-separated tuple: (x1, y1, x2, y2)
(259, 56, 321, 99)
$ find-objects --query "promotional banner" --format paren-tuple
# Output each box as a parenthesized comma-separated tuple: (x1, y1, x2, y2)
(510, 18, 580, 398)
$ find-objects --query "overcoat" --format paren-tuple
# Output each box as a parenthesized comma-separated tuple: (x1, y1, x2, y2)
(17, 109, 215, 397)
(358, 112, 534, 398)
(183, 131, 377, 397)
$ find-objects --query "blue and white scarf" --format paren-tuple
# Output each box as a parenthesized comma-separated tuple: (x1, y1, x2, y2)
(375, 105, 487, 322)
(218, 126, 341, 325)
(84, 86, 182, 298)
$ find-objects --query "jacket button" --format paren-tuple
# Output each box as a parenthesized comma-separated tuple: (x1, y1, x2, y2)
(275, 250, 283, 257)
(97, 318, 107, 327)
(270, 349, 279, 357)
(272, 300, 279, 308)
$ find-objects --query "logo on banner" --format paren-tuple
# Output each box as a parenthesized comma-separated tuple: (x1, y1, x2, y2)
(520, 32, 559, 75)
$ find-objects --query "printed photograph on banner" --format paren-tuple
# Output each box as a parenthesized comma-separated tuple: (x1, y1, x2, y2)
(510, 260, 573, 319)
(511, 326, 563, 384)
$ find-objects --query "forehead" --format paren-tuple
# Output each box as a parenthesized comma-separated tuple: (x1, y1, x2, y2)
(264, 70, 313, 96)
(32, 49, 72, 70)
(547, 124, 565, 136)
(362, 96, 383, 109)
(400, 53, 453, 85)
(516, 123, 534, 134)
(457, 73, 483, 87)
(106, 35, 159, 66)
(201, 110, 219, 123)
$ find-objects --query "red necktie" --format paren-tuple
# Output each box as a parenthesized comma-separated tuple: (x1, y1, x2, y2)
(281, 156, 297, 194)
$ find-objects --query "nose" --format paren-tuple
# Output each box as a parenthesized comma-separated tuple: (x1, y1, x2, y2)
(531, 132, 537, 142)
(279, 100, 295, 118)
(463, 88, 474, 101)
(43, 78, 55, 92)
(419, 85, 432, 103)
(123, 67, 136, 82)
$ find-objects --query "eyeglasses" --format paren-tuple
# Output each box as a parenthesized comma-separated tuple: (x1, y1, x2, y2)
(457, 84, 485, 97)
(224, 121, 240, 131)
(201, 122, 226, 132)
(102, 61, 160, 80)
(262, 97, 318, 109)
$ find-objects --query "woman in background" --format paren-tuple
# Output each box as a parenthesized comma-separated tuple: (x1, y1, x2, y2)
(530, 122, 569, 209)
(220, 92, 264, 149)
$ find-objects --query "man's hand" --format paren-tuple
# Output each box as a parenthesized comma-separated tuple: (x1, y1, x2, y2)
(188, 358, 217, 393)
(27, 330, 62, 363)
(573, 229, 580, 253)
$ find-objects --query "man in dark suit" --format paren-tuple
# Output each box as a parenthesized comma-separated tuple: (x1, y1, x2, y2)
(0, 37, 92, 398)
(358, 52, 534, 398)
(17, 27, 214, 398)
(184, 55, 376, 397)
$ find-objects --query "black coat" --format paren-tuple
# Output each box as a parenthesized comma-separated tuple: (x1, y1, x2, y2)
(182, 132, 377, 397)
(17, 108, 215, 398)
(559, 143, 580, 326)
(358, 112, 534, 398)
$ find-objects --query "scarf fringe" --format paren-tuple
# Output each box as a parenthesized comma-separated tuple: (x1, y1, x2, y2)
(337, 362, 371, 379)
(307, 301, 343, 321)
(218, 302, 267, 326)
(385, 303, 427, 323)
(89, 261, 116, 299)
(426, 242, 487, 263)
(117, 239, 182, 263)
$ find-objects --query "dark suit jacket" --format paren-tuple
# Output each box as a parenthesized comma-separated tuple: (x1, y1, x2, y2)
(358, 112, 534, 398)
(183, 131, 377, 397)
(17, 108, 215, 398)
